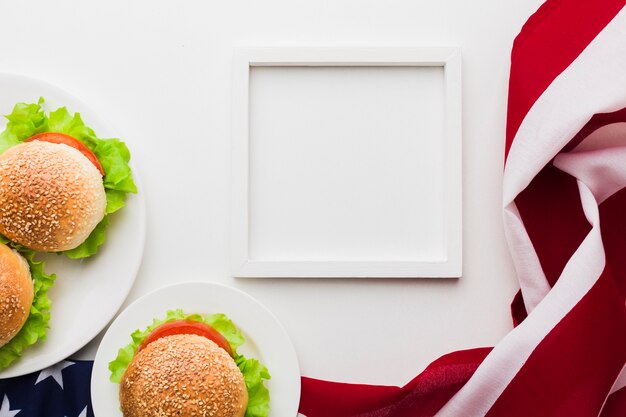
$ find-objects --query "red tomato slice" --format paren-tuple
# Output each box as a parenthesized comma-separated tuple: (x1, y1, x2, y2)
(137, 320, 235, 357)
(26, 132, 104, 176)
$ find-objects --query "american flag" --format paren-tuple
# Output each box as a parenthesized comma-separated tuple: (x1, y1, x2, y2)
(2, 1, 626, 416)
(0, 361, 93, 417)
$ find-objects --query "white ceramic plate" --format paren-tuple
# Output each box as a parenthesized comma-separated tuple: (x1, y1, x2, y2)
(91, 282, 301, 417)
(0, 73, 146, 378)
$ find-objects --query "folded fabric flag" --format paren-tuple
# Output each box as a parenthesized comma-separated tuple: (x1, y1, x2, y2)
(2, 1, 626, 416)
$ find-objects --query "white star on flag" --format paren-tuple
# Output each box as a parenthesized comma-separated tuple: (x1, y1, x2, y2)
(35, 360, 75, 389)
(65, 406, 87, 417)
(0, 395, 20, 417)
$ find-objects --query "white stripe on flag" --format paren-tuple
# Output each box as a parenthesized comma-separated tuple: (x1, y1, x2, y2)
(502, 202, 550, 312)
(555, 145, 626, 204)
(610, 364, 626, 394)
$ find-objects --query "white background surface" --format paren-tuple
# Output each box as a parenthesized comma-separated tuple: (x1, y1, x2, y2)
(0, 0, 544, 386)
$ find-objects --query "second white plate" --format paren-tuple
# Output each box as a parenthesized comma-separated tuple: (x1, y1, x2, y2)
(91, 281, 301, 417)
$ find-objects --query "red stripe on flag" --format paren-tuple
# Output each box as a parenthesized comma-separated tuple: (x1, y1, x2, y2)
(298, 349, 491, 417)
(299, 377, 402, 417)
(600, 188, 626, 298)
(510, 290, 528, 327)
(354, 348, 491, 417)
(600, 387, 626, 417)
(505, 0, 626, 157)
(515, 166, 590, 287)
(485, 269, 626, 417)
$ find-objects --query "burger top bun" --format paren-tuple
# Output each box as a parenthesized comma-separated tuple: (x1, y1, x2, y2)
(0, 141, 106, 252)
(0, 243, 33, 347)
(120, 334, 248, 417)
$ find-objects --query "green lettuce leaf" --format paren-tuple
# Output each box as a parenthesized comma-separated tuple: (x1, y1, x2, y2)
(62, 217, 109, 259)
(109, 309, 271, 417)
(0, 98, 48, 154)
(0, 98, 136, 258)
(238, 356, 272, 417)
(0, 239, 56, 369)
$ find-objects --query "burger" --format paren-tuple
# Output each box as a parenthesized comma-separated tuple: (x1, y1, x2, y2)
(121, 334, 248, 417)
(0, 240, 55, 369)
(0, 98, 136, 258)
(109, 310, 271, 417)
(0, 243, 33, 346)
(0, 139, 105, 252)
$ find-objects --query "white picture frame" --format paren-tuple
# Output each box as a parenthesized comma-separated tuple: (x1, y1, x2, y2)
(232, 47, 462, 278)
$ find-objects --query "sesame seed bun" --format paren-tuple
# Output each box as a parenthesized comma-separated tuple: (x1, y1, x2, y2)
(120, 334, 248, 417)
(0, 141, 106, 252)
(0, 243, 33, 347)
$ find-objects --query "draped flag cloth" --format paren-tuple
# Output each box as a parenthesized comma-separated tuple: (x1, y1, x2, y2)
(2, 1, 626, 416)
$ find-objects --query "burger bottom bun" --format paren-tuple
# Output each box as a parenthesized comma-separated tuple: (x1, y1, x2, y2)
(120, 333, 248, 417)
(0, 243, 33, 347)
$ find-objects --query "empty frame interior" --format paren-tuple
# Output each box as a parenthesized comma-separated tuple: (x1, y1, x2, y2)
(248, 66, 447, 263)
